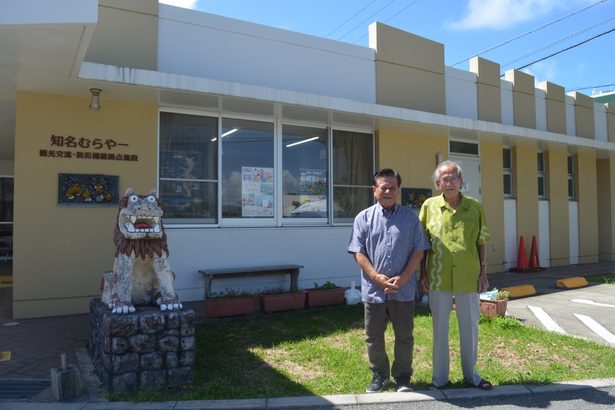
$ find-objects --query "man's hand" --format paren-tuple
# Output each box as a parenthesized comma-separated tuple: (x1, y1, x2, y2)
(478, 270, 489, 293)
(419, 275, 429, 293)
(384, 275, 406, 294)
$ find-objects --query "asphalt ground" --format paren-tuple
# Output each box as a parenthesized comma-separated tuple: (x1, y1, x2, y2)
(1, 260, 614, 408)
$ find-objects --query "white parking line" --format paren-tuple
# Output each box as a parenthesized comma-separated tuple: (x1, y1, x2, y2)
(527, 305, 567, 334)
(573, 314, 615, 344)
(571, 299, 615, 308)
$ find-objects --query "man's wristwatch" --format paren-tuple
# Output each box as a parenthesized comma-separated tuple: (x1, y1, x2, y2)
(480, 261, 487, 267)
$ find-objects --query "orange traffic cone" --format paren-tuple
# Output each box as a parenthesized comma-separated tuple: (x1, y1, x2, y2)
(528, 235, 545, 271)
(512, 235, 528, 272)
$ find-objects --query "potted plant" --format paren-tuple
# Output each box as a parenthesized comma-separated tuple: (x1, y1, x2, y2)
(479, 289, 510, 317)
(204, 288, 256, 318)
(259, 288, 306, 313)
(305, 281, 345, 308)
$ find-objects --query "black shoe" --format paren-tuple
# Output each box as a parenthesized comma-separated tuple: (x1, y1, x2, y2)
(475, 379, 493, 390)
(366, 374, 390, 393)
(395, 375, 412, 392)
(427, 381, 451, 390)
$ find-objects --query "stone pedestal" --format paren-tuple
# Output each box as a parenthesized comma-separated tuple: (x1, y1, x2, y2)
(89, 299, 195, 393)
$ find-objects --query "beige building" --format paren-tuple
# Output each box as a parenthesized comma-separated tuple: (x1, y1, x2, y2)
(2, 0, 615, 318)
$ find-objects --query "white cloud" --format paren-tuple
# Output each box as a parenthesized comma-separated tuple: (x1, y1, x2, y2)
(449, 0, 562, 30)
(159, 0, 198, 9)
(521, 59, 558, 83)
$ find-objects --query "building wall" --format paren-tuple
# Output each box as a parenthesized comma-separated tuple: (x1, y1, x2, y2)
(85, 0, 158, 70)
(370, 22, 445, 114)
(513, 145, 538, 250)
(576, 149, 599, 263)
(479, 140, 504, 272)
(376, 128, 447, 191)
(158, 4, 375, 103)
(538, 82, 566, 134)
(573, 93, 596, 139)
(607, 104, 615, 143)
(546, 145, 569, 266)
(470, 57, 501, 123)
(505, 70, 536, 129)
(445, 67, 477, 119)
(13, 92, 158, 318)
(597, 155, 615, 260)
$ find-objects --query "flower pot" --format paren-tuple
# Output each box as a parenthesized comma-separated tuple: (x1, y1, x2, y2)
(305, 287, 345, 308)
(204, 296, 256, 318)
(259, 291, 306, 313)
(480, 299, 508, 317)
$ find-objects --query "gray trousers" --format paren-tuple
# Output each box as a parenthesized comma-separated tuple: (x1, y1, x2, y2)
(364, 300, 415, 379)
(429, 291, 482, 386)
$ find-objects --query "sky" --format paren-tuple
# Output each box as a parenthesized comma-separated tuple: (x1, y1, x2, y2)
(159, 0, 615, 95)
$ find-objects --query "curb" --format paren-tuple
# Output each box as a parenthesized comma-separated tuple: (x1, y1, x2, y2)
(1, 378, 614, 409)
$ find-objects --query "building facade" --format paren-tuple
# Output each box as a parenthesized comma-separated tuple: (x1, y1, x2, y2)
(2, 0, 615, 318)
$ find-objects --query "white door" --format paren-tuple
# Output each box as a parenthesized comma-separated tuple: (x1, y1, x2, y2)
(449, 154, 481, 200)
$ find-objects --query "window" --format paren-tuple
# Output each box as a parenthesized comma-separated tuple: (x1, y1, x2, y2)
(568, 155, 576, 199)
(282, 125, 328, 219)
(332, 130, 374, 223)
(0, 176, 13, 261)
(450, 140, 479, 155)
(537, 152, 546, 198)
(159, 112, 218, 223)
(221, 118, 274, 219)
(158, 111, 374, 225)
(503, 148, 513, 197)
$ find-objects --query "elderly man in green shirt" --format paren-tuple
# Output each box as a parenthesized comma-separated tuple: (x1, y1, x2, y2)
(419, 161, 492, 391)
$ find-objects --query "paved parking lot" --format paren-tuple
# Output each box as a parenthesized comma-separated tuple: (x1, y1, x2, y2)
(506, 284, 615, 346)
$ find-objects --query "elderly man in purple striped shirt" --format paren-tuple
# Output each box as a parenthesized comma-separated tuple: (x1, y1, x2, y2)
(348, 168, 430, 393)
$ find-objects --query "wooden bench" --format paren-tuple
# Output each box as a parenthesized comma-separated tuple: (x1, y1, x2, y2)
(198, 264, 303, 299)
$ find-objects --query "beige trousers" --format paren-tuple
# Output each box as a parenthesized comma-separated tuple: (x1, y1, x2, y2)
(429, 291, 482, 386)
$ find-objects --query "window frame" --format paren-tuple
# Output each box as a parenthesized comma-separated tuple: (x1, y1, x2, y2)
(567, 154, 576, 200)
(502, 147, 513, 198)
(537, 151, 547, 199)
(158, 108, 375, 228)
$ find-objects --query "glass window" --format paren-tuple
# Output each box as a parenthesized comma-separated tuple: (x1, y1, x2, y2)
(568, 155, 576, 199)
(450, 140, 479, 155)
(221, 118, 274, 219)
(537, 152, 546, 198)
(159, 112, 218, 223)
(0, 176, 13, 260)
(282, 125, 328, 219)
(503, 148, 513, 197)
(333, 130, 374, 223)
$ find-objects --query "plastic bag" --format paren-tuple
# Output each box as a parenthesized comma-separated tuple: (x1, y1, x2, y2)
(479, 289, 498, 301)
(345, 281, 361, 305)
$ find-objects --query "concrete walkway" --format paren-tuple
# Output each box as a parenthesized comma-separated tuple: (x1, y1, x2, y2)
(1, 260, 615, 407)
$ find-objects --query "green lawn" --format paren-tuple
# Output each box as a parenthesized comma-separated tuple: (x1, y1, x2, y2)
(585, 273, 615, 285)
(113, 303, 615, 401)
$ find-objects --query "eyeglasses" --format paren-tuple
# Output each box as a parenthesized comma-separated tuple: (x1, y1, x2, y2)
(439, 176, 460, 184)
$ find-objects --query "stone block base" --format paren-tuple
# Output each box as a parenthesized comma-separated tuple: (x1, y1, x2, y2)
(89, 299, 195, 393)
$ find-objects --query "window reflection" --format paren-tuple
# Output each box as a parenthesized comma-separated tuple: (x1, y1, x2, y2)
(283, 125, 328, 218)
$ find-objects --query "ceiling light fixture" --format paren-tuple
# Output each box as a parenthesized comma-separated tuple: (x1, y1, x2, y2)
(89, 88, 101, 111)
(211, 128, 239, 142)
(285, 136, 319, 148)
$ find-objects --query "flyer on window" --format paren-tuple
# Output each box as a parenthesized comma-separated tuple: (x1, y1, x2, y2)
(241, 166, 274, 217)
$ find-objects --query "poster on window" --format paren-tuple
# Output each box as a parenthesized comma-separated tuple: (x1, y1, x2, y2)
(242, 167, 274, 217)
(291, 168, 327, 216)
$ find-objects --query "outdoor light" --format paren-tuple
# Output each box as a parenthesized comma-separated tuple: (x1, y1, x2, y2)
(89, 88, 101, 111)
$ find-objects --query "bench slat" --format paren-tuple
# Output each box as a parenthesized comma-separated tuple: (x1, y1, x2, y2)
(199, 264, 303, 298)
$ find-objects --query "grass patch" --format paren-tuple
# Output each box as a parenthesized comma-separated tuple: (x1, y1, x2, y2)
(585, 273, 615, 285)
(111, 304, 615, 401)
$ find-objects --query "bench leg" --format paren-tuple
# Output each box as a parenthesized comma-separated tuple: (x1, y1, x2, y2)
(289, 269, 299, 292)
(204, 276, 213, 299)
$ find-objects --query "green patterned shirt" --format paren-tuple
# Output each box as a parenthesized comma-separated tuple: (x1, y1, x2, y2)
(419, 193, 490, 292)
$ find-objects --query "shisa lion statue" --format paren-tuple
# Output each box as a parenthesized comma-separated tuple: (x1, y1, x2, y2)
(101, 188, 182, 314)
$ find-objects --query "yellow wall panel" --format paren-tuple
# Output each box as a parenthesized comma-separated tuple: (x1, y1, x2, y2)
(513, 145, 538, 243)
(546, 146, 569, 266)
(13, 92, 157, 318)
(576, 149, 598, 263)
(479, 140, 504, 272)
